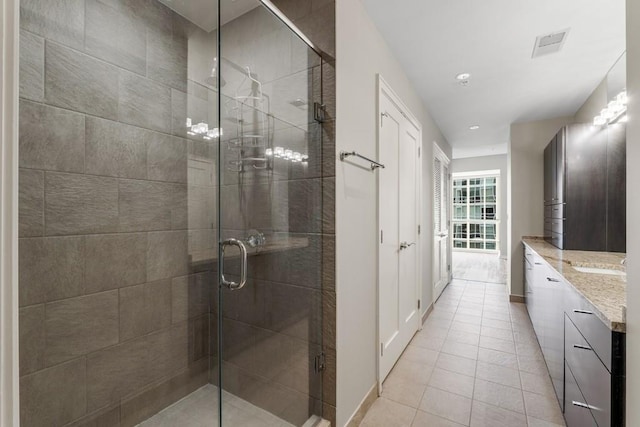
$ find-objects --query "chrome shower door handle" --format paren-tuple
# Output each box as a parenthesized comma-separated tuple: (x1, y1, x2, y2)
(221, 238, 248, 290)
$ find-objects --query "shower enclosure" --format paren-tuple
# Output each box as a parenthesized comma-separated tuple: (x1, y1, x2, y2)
(17, 0, 330, 425)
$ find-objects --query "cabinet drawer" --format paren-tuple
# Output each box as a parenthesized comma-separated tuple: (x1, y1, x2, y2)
(545, 204, 565, 219)
(565, 286, 612, 371)
(544, 219, 564, 234)
(565, 361, 598, 427)
(565, 316, 611, 427)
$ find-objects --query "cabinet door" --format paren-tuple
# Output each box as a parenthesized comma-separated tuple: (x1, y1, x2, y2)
(540, 265, 565, 408)
(564, 124, 607, 250)
(606, 123, 626, 252)
(544, 141, 554, 205)
(555, 129, 565, 203)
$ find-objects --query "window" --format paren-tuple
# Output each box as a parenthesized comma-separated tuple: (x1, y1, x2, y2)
(452, 174, 499, 252)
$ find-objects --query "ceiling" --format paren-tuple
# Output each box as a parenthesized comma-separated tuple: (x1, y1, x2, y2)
(361, 0, 626, 158)
(158, 0, 259, 32)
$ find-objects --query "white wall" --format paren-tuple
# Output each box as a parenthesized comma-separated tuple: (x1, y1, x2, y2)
(625, 0, 639, 424)
(508, 116, 574, 296)
(335, 0, 451, 424)
(0, 0, 20, 423)
(451, 155, 508, 256)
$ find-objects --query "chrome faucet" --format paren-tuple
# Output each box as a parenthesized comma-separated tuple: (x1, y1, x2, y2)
(245, 230, 266, 248)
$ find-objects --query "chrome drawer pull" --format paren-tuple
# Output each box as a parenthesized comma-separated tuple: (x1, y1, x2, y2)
(573, 344, 593, 351)
(572, 401, 600, 411)
(573, 309, 593, 315)
(546, 277, 560, 282)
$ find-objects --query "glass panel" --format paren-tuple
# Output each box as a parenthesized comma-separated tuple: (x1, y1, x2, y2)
(454, 240, 468, 249)
(17, 0, 219, 425)
(218, 1, 324, 425)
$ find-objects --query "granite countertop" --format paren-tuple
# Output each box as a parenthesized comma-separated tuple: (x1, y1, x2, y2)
(522, 237, 627, 333)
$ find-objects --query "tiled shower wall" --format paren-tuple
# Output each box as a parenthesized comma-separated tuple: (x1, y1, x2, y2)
(18, 0, 216, 425)
(17, 0, 336, 426)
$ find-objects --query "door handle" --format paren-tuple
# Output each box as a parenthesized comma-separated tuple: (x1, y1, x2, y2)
(221, 238, 248, 290)
(400, 241, 416, 250)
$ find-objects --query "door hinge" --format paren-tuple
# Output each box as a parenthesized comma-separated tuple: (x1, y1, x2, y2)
(418, 225, 421, 235)
(380, 343, 384, 357)
(418, 299, 421, 309)
(314, 102, 326, 123)
(380, 230, 384, 244)
(447, 264, 451, 272)
(418, 147, 421, 157)
(314, 352, 326, 373)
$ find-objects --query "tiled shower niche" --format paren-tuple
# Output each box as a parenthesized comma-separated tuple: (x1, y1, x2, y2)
(17, 0, 336, 425)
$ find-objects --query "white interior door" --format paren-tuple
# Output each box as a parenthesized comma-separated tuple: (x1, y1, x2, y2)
(433, 150, 451, 301)
(379, 91, 420, 382)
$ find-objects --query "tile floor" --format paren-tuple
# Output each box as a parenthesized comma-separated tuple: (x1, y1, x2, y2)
(360, 279, 566, 427)
(139, 384, 296, 426)
(452, 252, 508, 284)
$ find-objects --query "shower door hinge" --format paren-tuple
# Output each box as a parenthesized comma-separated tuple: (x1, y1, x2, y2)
(380, 230, 384, 244)
(314, 102, 326, 123)
(418, 299, 421, 310)
(314, 352, 326, 373)
(380, 343, 384, 357)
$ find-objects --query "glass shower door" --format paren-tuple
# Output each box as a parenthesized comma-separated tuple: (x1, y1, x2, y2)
(216, 1, 325, 425)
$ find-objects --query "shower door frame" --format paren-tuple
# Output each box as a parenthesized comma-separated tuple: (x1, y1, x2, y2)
(0, 0, 20, 423)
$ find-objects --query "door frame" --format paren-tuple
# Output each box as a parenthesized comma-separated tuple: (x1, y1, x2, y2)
(376, 75, 423, 388)
(0, 0, 20, 423)
(433, 143, 452, 300)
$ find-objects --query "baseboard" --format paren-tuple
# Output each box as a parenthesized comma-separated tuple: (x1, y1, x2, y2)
(421, 303, 434, 324)
(345, 383, 378, 427)
(510, 294, 525, 303)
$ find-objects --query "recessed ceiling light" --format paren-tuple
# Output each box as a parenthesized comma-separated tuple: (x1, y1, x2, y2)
(469, 125, 480, 130)
(456, 73, 471, 81)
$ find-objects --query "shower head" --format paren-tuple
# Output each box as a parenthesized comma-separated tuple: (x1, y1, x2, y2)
(205, 68, 226, 87)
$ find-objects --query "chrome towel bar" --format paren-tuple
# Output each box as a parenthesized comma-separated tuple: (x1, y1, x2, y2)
(339, 151, 385, 170)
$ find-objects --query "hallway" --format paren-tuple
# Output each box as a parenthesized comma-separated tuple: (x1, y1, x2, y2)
(452, 252, 507, 284)
(359, 280, 565, 427)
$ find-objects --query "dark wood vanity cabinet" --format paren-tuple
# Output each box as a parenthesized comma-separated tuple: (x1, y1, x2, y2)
(544, 124, 626, 252)
(523, 243, 626, 427)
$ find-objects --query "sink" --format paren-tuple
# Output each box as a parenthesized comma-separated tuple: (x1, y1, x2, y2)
(573, 266, 626, 276)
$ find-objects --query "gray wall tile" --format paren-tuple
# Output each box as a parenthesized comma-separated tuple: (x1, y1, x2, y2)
(171, 273, 210, 324)
(45, 173, 119, 235)
(19, 168, 44, 237)
(85, 0, 147, 75)
(19, 304, 45, 375)
(119, 70, 172, 133)
(19, 236, 84, 306)
(119, 279, 171, 341)
(147, 132, 188, 183)
(44, 291, 119, 366)
(220, 183, 272, 231)
(85, 233, 147, 294)
(19, 101, 85, 173)
(273, 178, 322, 233)
(20, 358, 87, 427)
(86, 325, 188, 411)
(85, 117, 148, 180)
(118, 179, 186, 232)
(20, 0, 84, 50)
(19, 30, 44, 101)
(147, 27, 188, 92)
(322, 177, 335, 234)
(45, 42, 119, 120)
(147, 231, 189, 281)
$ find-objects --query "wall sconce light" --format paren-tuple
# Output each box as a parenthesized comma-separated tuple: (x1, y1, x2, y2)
(593, 90, 627, 126)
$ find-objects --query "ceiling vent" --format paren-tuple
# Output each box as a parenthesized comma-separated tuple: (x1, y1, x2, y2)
(532, 29, 570, 58)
